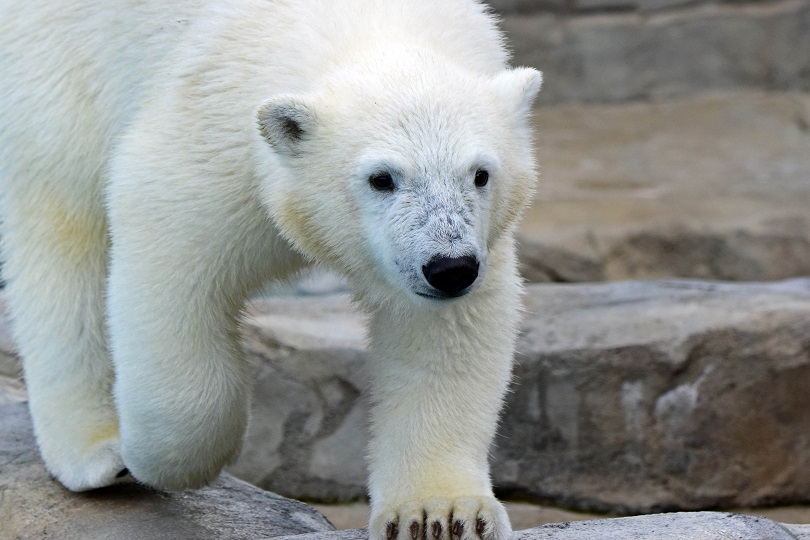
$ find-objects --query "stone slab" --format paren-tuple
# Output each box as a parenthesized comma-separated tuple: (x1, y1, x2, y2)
(6, 374, 807, 539)
(0, 298, 20, 379)
(519, 91, 810, 282)
(496, 279, 810, 512)
(312, 500, 810, 532)
(499, 1, 810, 104)
(275, 513, 799, 540)
(228, 294, 370, 502)
(0, 377, 334, 540)
(3, 279, 810, 513)
(228, 279, 810, 513)
(787, 524, 810, 540)
(513, 512, 797, 539)
(488, 0, 707, 14)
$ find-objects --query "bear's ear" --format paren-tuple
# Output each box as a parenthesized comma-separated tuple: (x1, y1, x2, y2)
(492, 67, 543, 118)
(257, 95, 316, 155)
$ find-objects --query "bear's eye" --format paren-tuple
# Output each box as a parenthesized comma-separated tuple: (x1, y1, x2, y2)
(474, 169, 489, 188)
(369, 172, 395, 192)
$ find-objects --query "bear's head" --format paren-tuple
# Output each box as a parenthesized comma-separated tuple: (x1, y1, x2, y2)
(256, 53, 541, 305)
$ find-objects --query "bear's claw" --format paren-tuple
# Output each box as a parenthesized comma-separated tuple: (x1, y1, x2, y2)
(372, 496, 511, 540)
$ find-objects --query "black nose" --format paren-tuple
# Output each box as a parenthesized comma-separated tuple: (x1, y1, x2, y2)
(422, 255, 480, 296)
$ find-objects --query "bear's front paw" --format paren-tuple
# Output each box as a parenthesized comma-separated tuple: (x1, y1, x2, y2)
(43, 433, 133, 492)
(370, 497, 511, 540)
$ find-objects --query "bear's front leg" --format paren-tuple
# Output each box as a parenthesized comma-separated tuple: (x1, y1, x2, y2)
(365, 257, 521, 540)
(105, 173, 286, 489)
(107, 239, 255, 489)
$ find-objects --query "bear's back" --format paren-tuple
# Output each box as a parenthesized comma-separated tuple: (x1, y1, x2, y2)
(0, 0, 509, 192)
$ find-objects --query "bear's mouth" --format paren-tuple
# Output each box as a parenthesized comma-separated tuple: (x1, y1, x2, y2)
(414, 290, 467, 301)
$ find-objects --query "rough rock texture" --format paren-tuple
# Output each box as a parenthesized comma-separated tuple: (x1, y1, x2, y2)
(3, 281, 810, 513)
(0, 377, 334, 540)
(229, 295, 369, 502)
(0, 303, 19, 379)
(496, 279, 810, 512)
(4, 279, 810, 535)
(490, 0, 810, 104)
(490, 0, 762, 14)
(514, 513, 799, 539)
(788, 524, 810, 540)
(276, 513, 807, 540)
(520, 91, 810, 283)
(6, 378, 810, 539)
(224, 279, 810, 513)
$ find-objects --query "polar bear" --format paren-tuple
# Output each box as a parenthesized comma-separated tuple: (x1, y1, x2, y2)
(0, 0, 541, 538)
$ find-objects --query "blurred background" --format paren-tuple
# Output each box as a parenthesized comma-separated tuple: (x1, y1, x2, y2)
(501, 0, 810, 285)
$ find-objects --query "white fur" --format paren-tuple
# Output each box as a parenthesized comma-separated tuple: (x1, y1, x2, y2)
(0, 1, 541, 538)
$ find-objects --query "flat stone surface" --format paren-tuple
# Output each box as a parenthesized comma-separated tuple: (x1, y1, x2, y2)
(514, 512, 797, 539)
(0, 377, 334, 540)
(312, 501, 605, 531)
(276, 531, 369, 540)
(489, 0, 706, 14)
(275, 513, 800, 540)
(313, 501, 810, 532)
(787, 524, 810, 539)
(519, 91, 810, 282)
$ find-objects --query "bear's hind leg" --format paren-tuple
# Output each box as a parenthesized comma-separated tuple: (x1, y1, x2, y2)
(1, 190, 127, 491)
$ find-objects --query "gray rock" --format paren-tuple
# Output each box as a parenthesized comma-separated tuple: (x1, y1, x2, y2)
(233, 280, 810, 513)
(486, 0, 567, 14)
(7, 376, 806, 540)
(278, 513, 799, 540)
(517, 239, 605, 283)
(496, 279, 810, 512)
(519, 91, 810, 283)
(228, 294, 370, 501)
(636, 0, 704, 13)
(602, 225, 810, 281)
(487, 0, 713, 14)
(500, 1, 810, 104)
(4, 279, 810, 513)
(786, 523, 810, 540)
(516, 512, 797, 539)
(519, 220, 810, 283)
(276, 530, 370, 540)
(0, 299, 20, 379)
(0, 377, 335, 540)
(571, 0, 636, 13)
